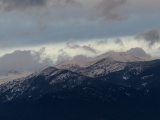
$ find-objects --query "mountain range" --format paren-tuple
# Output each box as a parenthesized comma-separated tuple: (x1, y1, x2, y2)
(0, 48, 159, 120)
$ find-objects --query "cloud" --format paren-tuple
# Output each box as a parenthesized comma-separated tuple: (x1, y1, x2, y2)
(96, 39, 109, 45)
(82, 45, 98, 54)
(0, 0, 80, 11)
(67, 41, 98, 54)
(72, 54, 88, 61)
(62, 0, 79, 5)
(55, 49, 71, 65)
(136, 29, 160, 46)
(0, 0, 160, 51)
(66, 41, 81, 49)
(0, 0, 128, 21)
(96, 0, 128, 21)
(114, 38, 124, 46)
(0, 0, 48, 11)
(126, 47, 152, 59)
(0, 50, 53, 75)
(55, 48, 89, 65)
(96, 38, 124, 46)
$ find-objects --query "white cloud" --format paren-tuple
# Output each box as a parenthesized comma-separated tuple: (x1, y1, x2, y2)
(0, 37, 159, 75)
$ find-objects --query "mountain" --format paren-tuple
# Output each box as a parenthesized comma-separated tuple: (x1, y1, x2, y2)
(56, 49, 152, 77)
(0, 60, 159, 103)
(57, 48, 152, 70)
(126, 47, 152, 60)
(0, 50, 159, 120)
(0, 67, 93, 102)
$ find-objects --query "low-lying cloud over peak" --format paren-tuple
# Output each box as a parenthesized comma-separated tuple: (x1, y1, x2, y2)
(0, 50, 53, 75)
(126, 47, 152, 59)
(114, 39, 124, 46)
(0, 47, 154, 75)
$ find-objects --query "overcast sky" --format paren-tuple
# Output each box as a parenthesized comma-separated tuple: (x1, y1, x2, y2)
(0, 0, 159, 73)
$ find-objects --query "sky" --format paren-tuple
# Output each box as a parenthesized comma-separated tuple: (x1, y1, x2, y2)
(0, 0, 160, 74)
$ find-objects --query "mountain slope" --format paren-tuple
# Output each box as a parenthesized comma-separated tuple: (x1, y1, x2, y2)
(0, 58, 159, 120)
(97, 60, 160, 90)
(0, 67, 92, 102)
(0, 67, 149, 120)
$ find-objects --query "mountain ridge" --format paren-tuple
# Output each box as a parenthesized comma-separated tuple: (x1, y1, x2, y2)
(56, 48, 152, 71)
(0, 51, 159, 120)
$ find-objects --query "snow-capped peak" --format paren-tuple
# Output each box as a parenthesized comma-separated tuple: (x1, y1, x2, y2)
(97, 51, 151, 62)
(126, 47, 152, 60)
(56, 48, 152, 69)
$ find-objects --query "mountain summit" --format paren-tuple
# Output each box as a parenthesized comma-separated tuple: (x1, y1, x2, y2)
(56, 48, 153, 77)
(57, 48, 152, 70)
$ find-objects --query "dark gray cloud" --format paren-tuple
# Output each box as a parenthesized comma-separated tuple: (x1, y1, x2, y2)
(96, 38, 124, 46)
(136, 29, 160, 46)
(96, 39, 109, 45)
(114, 38, 124, 46)
(82, 45, 98, 54)
(0, 50, 53, 75)
(96, 0, 127, 21)
(67, 42, 98, 54)
(0, 0, 48, 11)
(0, 0, 79, 11)
(0, 0, 159, 50)
(55, 48, 89, 65)
(1, 0, 128, 21)
(63, 0, 78, 5)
